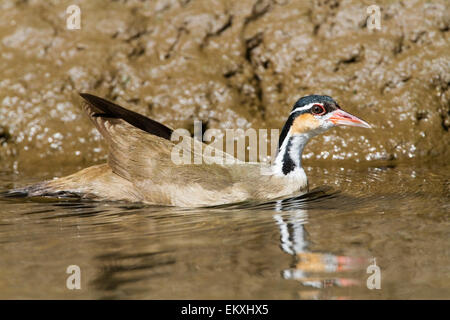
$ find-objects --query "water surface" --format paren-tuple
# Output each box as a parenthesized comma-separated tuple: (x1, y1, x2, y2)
(0, 163, 448, 299)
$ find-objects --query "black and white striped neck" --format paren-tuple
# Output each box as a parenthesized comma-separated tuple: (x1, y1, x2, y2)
(272, 130, 311, 178)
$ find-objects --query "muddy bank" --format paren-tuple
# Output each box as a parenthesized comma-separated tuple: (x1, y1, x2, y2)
(0, 0, 449, 174)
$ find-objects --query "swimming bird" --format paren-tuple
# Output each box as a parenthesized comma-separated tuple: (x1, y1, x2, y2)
(13, 94, 370, 207)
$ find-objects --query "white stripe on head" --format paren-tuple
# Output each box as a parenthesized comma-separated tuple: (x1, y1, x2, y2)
(290, 102, 323, 115)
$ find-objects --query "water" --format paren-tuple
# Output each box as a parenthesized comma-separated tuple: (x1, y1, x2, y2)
(0, 162, 449, 299)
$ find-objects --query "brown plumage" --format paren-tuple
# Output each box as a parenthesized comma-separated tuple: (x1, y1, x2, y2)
(17, 94, 306, 206)
(12, 94, 370, 207)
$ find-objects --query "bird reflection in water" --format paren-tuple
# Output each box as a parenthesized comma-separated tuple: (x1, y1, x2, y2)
(273, 192, 366, 299)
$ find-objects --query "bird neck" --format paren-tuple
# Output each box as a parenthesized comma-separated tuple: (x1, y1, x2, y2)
(272, 130, 312, 177)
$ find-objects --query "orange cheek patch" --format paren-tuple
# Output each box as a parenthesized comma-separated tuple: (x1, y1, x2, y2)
(292, 113, 320, 134)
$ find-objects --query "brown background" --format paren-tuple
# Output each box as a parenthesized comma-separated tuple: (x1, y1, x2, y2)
(0, 0, 449, 174)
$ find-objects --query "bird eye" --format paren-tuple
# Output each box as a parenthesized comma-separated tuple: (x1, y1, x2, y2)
(311, 104, 325, 115)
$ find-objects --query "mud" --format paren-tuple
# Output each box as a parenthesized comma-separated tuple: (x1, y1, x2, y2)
(0, 0, 449, 174)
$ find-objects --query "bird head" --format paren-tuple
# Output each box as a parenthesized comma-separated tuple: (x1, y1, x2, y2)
(278, 95, 371, 149)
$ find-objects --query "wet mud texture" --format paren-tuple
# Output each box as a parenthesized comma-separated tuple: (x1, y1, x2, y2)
(0, 0, 449, 174)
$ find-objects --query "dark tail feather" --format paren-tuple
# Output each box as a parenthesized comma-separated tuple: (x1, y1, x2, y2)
(3, 188, 30, 198)
(4, 182, 49, 198)
(4, 182, 81, 199)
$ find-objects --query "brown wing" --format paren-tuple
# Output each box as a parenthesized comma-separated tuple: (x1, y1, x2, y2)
(79, 94, 177, 181)
(79, 94, 238, 190)
(80, 93, 173, 140)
